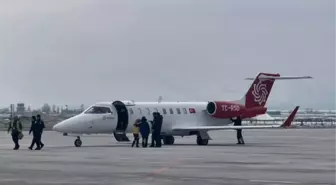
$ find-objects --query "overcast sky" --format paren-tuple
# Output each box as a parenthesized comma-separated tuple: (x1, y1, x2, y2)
(0, 0, 335, 110)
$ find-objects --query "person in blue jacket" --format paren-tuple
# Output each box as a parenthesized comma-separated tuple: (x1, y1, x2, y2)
(140, 116, 150, 148)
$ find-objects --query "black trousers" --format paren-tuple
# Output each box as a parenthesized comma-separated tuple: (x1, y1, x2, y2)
(132, 133, 139, 147)
(154, 133, 162, 147)
(30, 133, 43, 148)
(11, 131, 19, 148)
(142, 136, 148, 147)
(236, 129, 244, 143)
(150, 134, 155, 147)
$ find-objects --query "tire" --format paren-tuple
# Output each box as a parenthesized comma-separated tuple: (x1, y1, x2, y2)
(196, 137, 208, 145)
(163, 136, 175, 145)
(74, 139, 82, 147)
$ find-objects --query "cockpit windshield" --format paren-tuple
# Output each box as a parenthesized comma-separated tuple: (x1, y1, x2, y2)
(84, 106, 112, 114)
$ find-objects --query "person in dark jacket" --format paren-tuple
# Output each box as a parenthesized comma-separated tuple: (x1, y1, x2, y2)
(140, 116, 150, 147)
(28, 116, 37, 150)
(230, 116, 245, 144)
(149, 112, 157, 147)
(34, 114, 45, 150)
(154, 113, 163, 147)
(7, 116, 23, 150)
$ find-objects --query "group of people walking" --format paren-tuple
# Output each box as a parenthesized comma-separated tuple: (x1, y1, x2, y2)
(7, 114, 45, 150)
(132, 112, 163, 148)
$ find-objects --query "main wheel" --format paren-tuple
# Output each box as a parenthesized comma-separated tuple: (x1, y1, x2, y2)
(163, 136, 175, 145)
(196, 137, 209, 145)
(74, 138, 82, 147)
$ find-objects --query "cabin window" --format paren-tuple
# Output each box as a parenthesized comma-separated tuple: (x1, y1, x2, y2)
(146, 108, 150, 115)
(183, 108, 187, 114)
(129, 108, 133, 115)
(169, 108, 174, 114)
(84, 106, 112, 114)
(176, 108, 181, 114)
(162, 108, 167, 114)
(138, 108, 142, 114)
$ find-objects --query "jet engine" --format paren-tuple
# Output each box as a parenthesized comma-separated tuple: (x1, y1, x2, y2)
(206, 101, 267, 119)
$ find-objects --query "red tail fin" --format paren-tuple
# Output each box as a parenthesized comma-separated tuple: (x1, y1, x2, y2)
(241, 73, 280, 108)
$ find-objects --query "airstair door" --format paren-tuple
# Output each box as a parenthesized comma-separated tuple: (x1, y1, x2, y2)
(112, 101, 130, 142)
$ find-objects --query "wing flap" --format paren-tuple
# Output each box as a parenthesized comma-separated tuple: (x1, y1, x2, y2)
(173, 125, 282, 131)
(172, 106, 299, 131)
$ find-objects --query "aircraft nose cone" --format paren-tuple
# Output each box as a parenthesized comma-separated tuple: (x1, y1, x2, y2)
(52, 123, 60, 132)
(53, 120, 66, 132)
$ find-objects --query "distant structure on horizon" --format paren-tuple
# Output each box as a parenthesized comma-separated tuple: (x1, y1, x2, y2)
(16, 103, 25, 115)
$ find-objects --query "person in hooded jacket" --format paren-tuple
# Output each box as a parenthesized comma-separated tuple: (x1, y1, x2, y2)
(131, 119, 140, 147)
(140, 116, 150, 147)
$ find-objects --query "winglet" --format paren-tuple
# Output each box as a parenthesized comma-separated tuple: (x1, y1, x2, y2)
(280, 106, 300, 128)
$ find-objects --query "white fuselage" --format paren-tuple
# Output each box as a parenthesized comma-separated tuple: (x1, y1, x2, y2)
(52, 100, 232, 136)
(51, 72, 310, 146)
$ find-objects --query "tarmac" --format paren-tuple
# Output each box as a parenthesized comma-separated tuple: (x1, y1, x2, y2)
(0, 129, 334, 185)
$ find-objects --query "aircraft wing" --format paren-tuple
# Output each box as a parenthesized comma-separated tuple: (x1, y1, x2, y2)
(172, 106, 299, 132)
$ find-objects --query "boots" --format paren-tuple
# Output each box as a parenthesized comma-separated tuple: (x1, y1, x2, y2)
(237, 138, 245, 145)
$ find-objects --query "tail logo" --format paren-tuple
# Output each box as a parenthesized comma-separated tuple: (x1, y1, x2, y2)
(251, 80, 269, 105)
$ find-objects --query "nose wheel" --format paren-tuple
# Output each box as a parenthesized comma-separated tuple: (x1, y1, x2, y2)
(74, 137, 82, 147)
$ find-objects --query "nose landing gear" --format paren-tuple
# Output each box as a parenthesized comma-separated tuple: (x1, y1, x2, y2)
(74, 136, 82, 147)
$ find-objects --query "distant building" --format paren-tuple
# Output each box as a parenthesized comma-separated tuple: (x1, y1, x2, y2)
(16, 103, 25, 115)
(41, 103, 51, 114)
(52, 104, 56, 113)
(0, 107, 9, 114)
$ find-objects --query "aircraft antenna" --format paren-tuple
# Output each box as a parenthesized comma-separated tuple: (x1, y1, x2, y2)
(158, 96, 163, 103)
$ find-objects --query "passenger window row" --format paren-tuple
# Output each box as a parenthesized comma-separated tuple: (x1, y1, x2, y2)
(128, 108, 189, 115)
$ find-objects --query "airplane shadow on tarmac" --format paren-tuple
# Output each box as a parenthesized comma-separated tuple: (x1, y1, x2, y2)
(52, 144, 132, 149)
(40, 142, 290, 150)
(172, 143, 288, 147)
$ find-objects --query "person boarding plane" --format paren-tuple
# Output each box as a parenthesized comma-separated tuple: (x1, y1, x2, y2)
(52, 72, 312, 147)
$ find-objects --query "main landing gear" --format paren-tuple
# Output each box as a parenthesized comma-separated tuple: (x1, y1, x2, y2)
(196, 131, 210, 145)
(196, 136, 209, 145)
(163, 136, 175, 145)
(74, 136, 82, 147)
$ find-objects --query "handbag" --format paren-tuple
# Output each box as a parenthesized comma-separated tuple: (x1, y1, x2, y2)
(18, 132, 24, 140)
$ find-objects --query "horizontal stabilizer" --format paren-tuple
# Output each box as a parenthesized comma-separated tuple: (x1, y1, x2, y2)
(245, 76, 313, 80)
(280, 106, 300, 128)
(172, 106, 299, 131)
